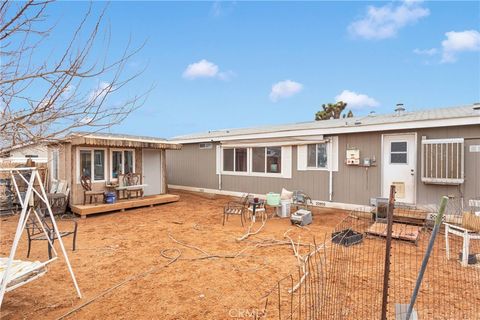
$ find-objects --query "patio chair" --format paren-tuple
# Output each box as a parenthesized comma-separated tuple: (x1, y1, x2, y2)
(444, 200, 480, 266)
(292, 190, 312, 211)
(248, 200, 267, 221)
(25, 208, 78, 259)
(80, 175, 104, 205)
(223, 198, 248, 226)
(123, 173, 144, 199)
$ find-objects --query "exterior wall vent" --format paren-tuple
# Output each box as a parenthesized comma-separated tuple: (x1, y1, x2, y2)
(199, 142, 213, 150)
(395, 103, 406, 116)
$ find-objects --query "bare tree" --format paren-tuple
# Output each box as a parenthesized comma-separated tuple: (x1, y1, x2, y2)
(0, 1, 150, 153)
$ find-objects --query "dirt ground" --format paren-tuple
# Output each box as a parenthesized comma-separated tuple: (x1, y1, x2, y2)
(0, 191, 347, 320)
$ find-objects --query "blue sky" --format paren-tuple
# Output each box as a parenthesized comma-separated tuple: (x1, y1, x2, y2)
(46, 1, 479, 138)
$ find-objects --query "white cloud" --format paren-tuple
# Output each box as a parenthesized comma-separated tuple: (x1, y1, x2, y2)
(348, 0, 429, 40)
(182, 59, 233, 80)
(441, 30, 480, 63)
(335, 90, 379, 109)
(183, 59, 218, 79)
(210, 1, 236, 18)
(413, 48, 437, 56)
(88, 82, 111, 103)
(269, 80, 303, 102)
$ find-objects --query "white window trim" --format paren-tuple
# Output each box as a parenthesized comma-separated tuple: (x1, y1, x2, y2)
(298, 137, 339, 172)
(109, 148, 136, 181)
(76, 147, 108, 183)
(218, 146, 292, 179)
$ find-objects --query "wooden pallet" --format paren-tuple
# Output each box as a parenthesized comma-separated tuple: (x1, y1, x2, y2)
(366, 222, 421, 244)
(70, 194, 180, 218)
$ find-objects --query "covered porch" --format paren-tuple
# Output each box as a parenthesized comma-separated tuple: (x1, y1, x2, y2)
(70, 194, 180, 218)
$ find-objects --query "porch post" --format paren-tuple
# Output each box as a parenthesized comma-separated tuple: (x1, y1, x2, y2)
(161, 149, 168, 194)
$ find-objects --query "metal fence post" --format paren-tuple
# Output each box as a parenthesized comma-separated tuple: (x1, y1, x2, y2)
(381, 185, 396, 320)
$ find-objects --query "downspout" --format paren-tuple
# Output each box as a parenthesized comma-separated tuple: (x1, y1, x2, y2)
(328, 138, 333, 202)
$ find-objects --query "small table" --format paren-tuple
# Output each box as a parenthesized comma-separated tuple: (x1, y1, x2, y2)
(248, 199, 265, 222)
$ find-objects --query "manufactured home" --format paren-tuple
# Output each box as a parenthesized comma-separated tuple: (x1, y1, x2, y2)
(167, 104, 480, 210)
(47, 132, 181, 216)
(0, 144, 48, 164)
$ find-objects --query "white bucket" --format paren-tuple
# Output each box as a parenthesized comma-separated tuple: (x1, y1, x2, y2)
(279, 200, 291, 218)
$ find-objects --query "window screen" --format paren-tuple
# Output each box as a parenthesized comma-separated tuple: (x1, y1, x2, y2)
(235, 148, 247, 172)
(252, 147, 265, 173)
(124, 151, 134, 174)
(112, 151, 122, 178)
(80, 150, 92, 178)
(317, 144, 328, 168)
(307, 144, 317, 167)
(94, 150, 105, 180)
(390, 142, 408, 164)
(266, 147, 281, 173)
(223, 149, 234, 171)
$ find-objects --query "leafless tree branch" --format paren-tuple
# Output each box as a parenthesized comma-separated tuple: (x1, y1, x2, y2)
(0, 0, 150, 152)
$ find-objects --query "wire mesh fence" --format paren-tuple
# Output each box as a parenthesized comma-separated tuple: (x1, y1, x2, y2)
(260, 197, 480, 319)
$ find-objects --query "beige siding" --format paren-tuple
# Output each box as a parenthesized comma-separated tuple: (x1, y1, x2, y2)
(167, 125, 480, 206)
(166, 144, 218, 189)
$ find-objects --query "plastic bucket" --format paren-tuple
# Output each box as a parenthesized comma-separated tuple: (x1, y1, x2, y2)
(279, 200, 291, 218)
(266, 192, 281, 206)
(105, 192, 116, 204)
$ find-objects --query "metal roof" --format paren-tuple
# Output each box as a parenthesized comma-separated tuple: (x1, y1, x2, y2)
(171, 104, 480, 143)
(66, 132, 182, 149)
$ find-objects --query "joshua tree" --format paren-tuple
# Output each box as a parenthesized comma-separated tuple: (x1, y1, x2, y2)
(315, 101, 353, 120)
(0, 1, 150, 153)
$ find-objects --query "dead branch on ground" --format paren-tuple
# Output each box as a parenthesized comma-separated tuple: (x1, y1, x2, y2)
(237, 214, 268, 241)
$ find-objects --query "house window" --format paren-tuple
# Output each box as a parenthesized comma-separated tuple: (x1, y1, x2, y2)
(112, 151, 122, 179)
(93, 150, 105, 180)
(223, 148, 247, 172)
(78, 149, 106, 182)
(110, 149, 135, 180)
(390, 142, 408, 164)
(307, 144, 327, 168)
(218, 146, 292, 178)
(80, 150, 92, 178)
(252, 147, 282, 173)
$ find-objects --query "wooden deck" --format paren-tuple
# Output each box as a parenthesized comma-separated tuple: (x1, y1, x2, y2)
(366, 222, 421, 244)
(70, 194, 180, 218)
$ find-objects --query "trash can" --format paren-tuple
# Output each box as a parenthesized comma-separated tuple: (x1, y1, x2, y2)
(375, 197, 389, 221)
(279, 200, 291, 218)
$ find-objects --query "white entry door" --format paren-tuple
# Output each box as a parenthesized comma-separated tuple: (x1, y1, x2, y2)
(142, 149, 162, 196)
(382, 133, 416, 204)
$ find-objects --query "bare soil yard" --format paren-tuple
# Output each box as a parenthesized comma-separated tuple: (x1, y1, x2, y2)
(0, 191, 346, 319)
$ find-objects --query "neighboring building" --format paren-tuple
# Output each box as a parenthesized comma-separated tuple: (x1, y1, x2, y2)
(49, 132, 181, 206)
(0, 144, 48, 164)
(167, 104, 480, 210)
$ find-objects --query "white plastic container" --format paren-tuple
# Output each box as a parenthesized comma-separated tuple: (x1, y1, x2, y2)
(279, 200, 291, 218)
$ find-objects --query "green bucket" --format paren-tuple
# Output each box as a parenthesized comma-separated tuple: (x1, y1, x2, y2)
(266, 192, 281, 206)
